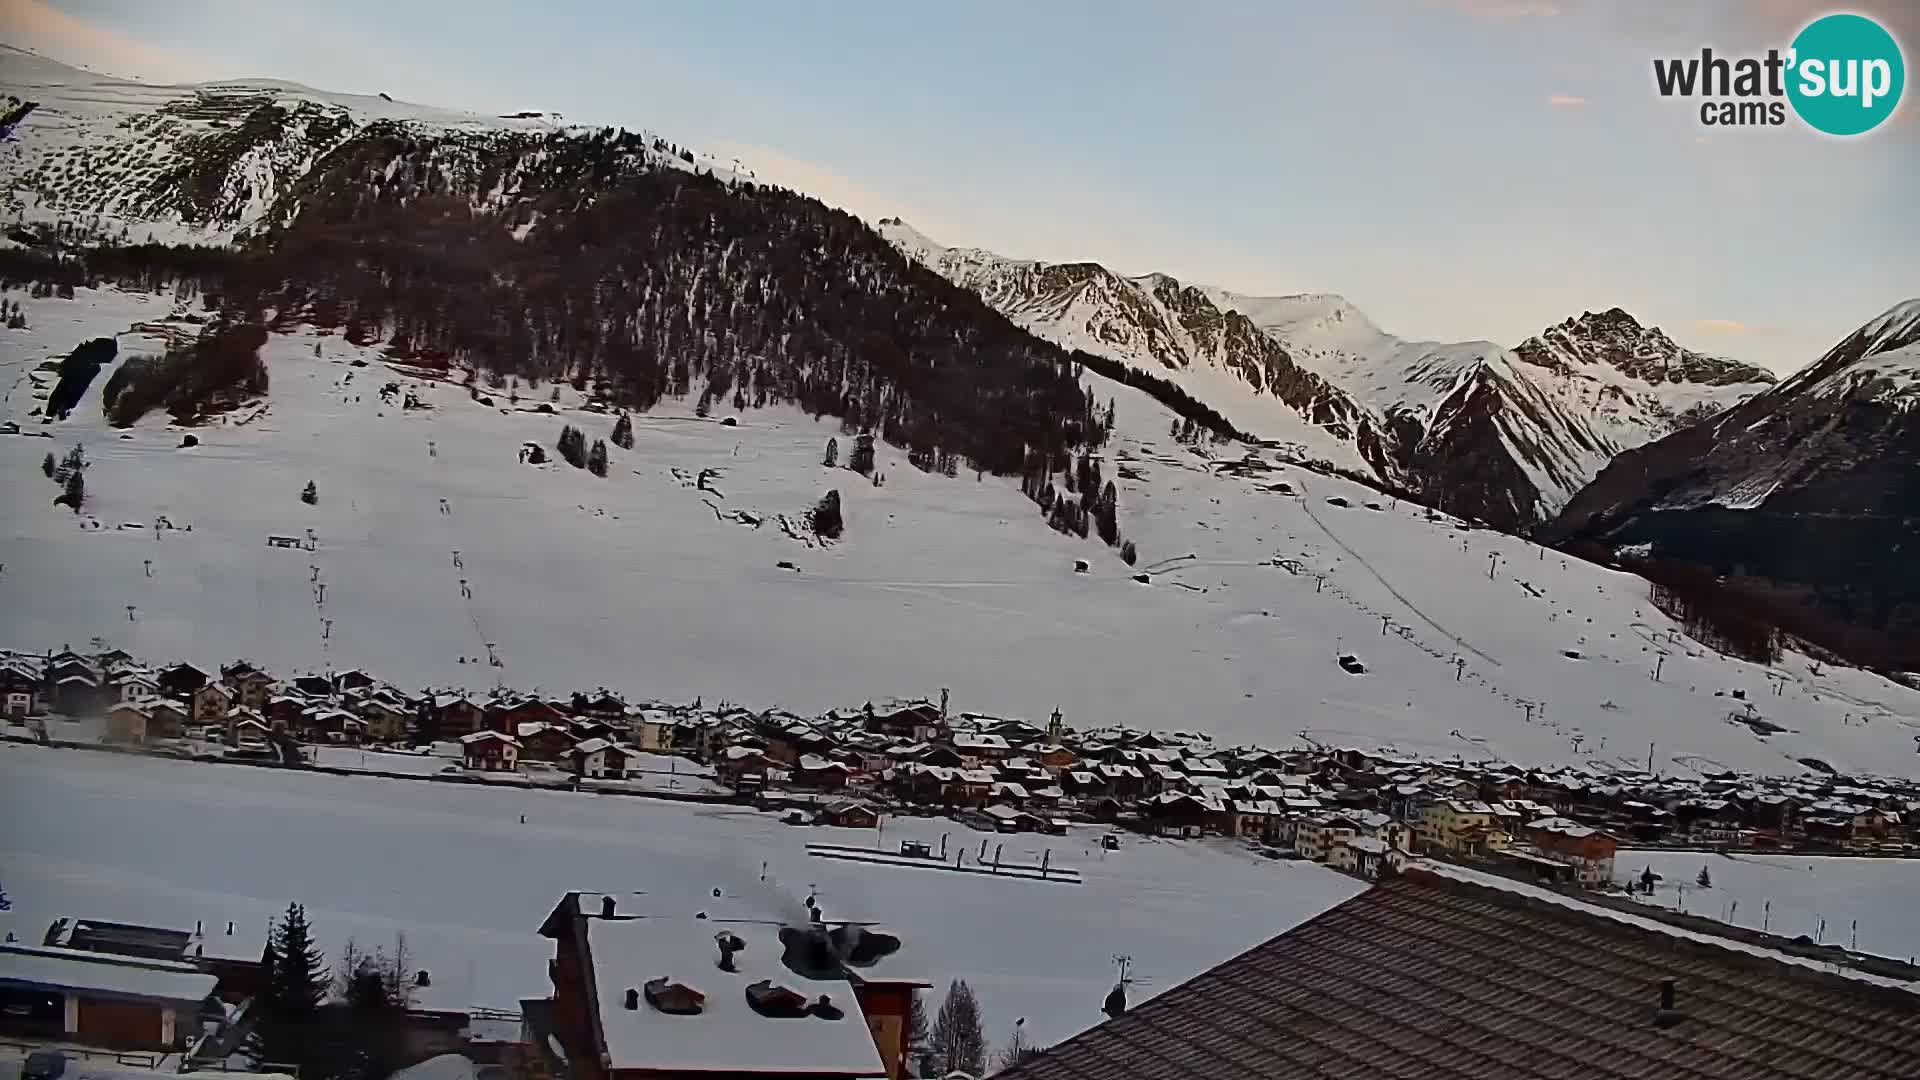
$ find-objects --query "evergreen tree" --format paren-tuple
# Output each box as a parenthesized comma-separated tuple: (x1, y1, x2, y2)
(587, 438, 608, 477)
(929, 979, 986, 1078)
(41, 452, 54, 478)
(268, 903, 327, 1017)
(906, 989, 929, 1059)
(611, 412, 634, 449)
(1696, 865, 1712, 888)
(823, 437, 838, 468)
(61, 467, 84, 513)
(1121, 540, 1138, 566)
(557, 425, 587, 468)
(808, 490, 843, 540)
(300, 480, 318, 505)
(849, 434, 875, 476)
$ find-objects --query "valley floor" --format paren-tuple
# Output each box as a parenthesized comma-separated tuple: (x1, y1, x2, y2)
(0, 742, 1365, 1048)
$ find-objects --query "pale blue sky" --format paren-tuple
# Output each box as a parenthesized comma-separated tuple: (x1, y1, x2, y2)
(8, 0, 1917, 372)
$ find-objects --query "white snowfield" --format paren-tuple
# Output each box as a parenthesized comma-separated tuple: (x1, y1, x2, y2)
(3, 286, 1919, 781)
(0, 744, 1366, 1049)
(1616, 851, 1920, 966)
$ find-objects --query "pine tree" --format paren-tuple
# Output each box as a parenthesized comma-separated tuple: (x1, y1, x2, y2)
(849, 434, 875, 476)
(612, 412, 634, 450)
(62, 468, 84, 513)
(1121, 540, 1138, 566)
(808, 490, 843, 539)
(300, 480, 318, 505)
(587, 438, 608, 477)
(929, 979, 986, 1078)
(823, 437, 838, 468)
(906, 989, 929, 1059)
(1697, 865, 1712, 888)
(268, 903, 327, 1017)
(41, 452, 54, 478)
(557, 425, 587, 468)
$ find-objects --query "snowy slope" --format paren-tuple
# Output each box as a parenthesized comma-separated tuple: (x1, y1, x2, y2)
(4, 285, 1918, 781)
(1619, 851, 1920, 963)
(0, 46, 752, 245)
(882, 220, 1773, 529)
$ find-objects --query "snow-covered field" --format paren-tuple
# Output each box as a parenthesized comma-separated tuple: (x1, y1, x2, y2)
(4, 286, 1920, 781)
(0, 743, 1364, 1048)
(1616, 850, 1920, 964)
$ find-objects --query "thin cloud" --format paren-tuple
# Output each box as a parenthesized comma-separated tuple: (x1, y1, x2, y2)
(0, 0, 208, 82)
(1694, 319, 1788, 337)
(1547, 94, 1588, 108)
(1442, 0, 1563, 17)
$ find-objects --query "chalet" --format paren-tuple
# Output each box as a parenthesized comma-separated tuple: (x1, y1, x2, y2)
(944, 767, 998, 806)
(489, 697, 572, 734)
(111, 671, 159, 703)
(1144, 792, 1220, 838)
(303, 707, 364, 743)
(795, 753, 854, 791)
(1095, 762, 1146, 799)
(866, 699, 945, 741)
(1031, 743, 1078, 771)
(569, 717, 615, 742)
(265, 694, 310, 732)
(49, 670, 107, 716)
(105, 699, 188, 744)
(335, 668, 377, 692)
(533, 891, 911, 1080)
(518, 721, 580, 762)
(156, 662, 210, 697)
(0, 941, 217, 1051)
(574, 691, 628, 723)
(357, 697, 411, 742)
(716, 745, 776, 787)
(1326, 835, 1398, 879)
(570, 738, 632, 780)
(1519, 817, 1618, 886)
(461, 731, 520, 772)
(94, 648, 133, 668)
(435, 694, 486, 737)
(224, 708, 270, 748)
(822, 800, 883, 829)
(951, 731, 1012, 762)
(190, 681, 234, 724)
(0, 662, 40, 716)
(224, 668, 276, 709)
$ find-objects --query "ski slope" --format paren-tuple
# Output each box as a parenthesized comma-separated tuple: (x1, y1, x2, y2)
(0, 744, 1367, 1049)
(3, 285, 1919, 779)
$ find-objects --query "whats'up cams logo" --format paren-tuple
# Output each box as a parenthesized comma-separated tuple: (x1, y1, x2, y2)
(1654, 12, 1905, 135)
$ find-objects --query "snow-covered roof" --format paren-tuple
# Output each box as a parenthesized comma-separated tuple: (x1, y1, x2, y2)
(460, 731, 519, 747)
(584, 916, 887, 1076)
(574, 737, 616, 755)
(0, 942, 218, 1004)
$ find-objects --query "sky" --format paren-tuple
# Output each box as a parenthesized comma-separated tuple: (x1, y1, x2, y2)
(2, 0, 1917, 374)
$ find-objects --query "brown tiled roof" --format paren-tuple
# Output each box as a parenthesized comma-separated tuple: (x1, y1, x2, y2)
(1001, 869, 1920, 1080)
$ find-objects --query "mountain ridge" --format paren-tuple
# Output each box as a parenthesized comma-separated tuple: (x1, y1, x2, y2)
(878, 217, 1776, 530)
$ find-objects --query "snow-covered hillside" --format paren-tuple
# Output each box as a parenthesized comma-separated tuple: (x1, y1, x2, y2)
(0, 45, 751, 245)
(4, 286, 1918, 781)
(881, 220, 1774, 529)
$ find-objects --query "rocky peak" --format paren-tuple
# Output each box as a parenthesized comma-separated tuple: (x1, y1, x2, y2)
(1514, 308, 1775, 389)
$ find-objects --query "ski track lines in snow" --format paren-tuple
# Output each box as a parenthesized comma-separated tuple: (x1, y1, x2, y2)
(0, 745, 1367, 1048)
(3, 286, 1920, 778)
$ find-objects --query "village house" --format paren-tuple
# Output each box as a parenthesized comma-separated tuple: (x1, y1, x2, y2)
(0, 941, 217, 1052)
(864, 699, 945, 742)
(289, 674, 335, 698)
(517, 721, 580, 762)
(573, 691, 628, 723)
(224, 707, 270, 748)
(155, 662, 209, 698)
(716, 744, 776, 788)
(1418, 799, 1504, 854)
(627, 708, 674, 752)
(1519, 816, 1619, 886)
(48, 669, 107, 716)
(334, 668, 377, 692)
(821, 799, 883, 828)
(105, 698, 189, 744)
(570, 738, 632, 780)
(302, 706, 364, 743)
(356, 696, 411, 742)
(489, 697, 572, 734)
(461, 730, 520, 772)
(795, 753, 854, 791)
(1326, 835, 1404, 879)
(220, 662, 276, 709)
(533, 891, 924, 1080)
(189, 681, 234, 724)
(435, 694, 487, 737)
(111, 670, 159, 704)
(0, 660, 40, 717)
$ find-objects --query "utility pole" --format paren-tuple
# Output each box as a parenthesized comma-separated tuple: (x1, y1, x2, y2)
(1653, 655, 1665, 682)
(1488, 553, 1499, 580)
(1647, 741, 1656, 775)
(1455, 657, 1466, 682)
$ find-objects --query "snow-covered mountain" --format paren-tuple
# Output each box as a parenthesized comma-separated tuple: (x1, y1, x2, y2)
(880, 220, 1776, 530)
(0, 45, 751, 245)
(1550, 300, 1920, 664)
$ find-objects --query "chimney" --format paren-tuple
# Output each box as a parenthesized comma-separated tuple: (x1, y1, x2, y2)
(600, 895, 616, 918)
(623, 987, 639, 1011)
(195, 920, 203, 934)
(1654, 978, 1683, 1028)
(416, 969, 431, 988)
(226, 921, 234, 936)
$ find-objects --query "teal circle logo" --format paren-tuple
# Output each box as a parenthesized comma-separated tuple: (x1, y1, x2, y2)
(1787, 13, 1905, 136)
